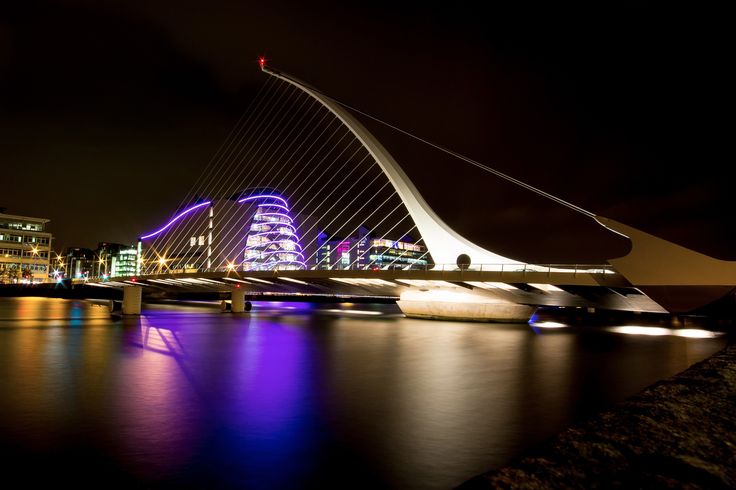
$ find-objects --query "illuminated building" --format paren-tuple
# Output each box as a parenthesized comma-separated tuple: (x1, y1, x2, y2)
(138, 192, 306, 273)
(365, 237, 429, 269)
(93, 242, 138, 278)
(0, 212, 53, 284)
(242, 194, 305, 271)
(316, 226, 370, 270)
(63, 247, 94, 280)
(315, 227, 429, 270)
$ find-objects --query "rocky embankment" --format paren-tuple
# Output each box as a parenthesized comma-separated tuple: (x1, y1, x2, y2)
(460, 343, 736, 489)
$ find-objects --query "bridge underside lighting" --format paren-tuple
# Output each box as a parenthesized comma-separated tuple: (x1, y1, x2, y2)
(395, 279, 456, 288)
(528, 283, 564, 292)
(279, 277, 309, 285)
(465, 281, 518, 291)
(330, 278, 396, 287)
(244, 276, 274, 284)
(223, 277, 251, 284)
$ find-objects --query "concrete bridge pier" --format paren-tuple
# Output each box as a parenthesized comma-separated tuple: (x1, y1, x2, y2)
(230, 289, 252, 313)
(122, 286, 142, 315)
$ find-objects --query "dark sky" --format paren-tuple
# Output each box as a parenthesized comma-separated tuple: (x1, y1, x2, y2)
(1, 1, 732, 263)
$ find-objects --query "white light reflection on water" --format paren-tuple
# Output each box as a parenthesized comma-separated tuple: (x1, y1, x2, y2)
(607, 325, 724, 338)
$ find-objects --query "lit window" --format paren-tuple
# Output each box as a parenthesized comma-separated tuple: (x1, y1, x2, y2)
(198, 235, 205, 246)
(190, 237, 196, 247)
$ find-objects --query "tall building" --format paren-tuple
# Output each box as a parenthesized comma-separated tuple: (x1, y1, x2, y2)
(242, 195, 305, 271)
(0, 212, 53, 284)
(93, 242, 138, 278)
(315, 227, 430, 270)
(62, 247, 94, 280)
(315, 226, 370, 270)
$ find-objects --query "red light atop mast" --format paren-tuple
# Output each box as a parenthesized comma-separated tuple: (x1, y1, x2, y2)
(258, 56, 266, 70)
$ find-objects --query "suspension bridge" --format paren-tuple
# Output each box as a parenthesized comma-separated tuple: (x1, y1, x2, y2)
(92, 61, 736, 320)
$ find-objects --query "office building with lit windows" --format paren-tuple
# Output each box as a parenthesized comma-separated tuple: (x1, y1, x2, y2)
(0, 212, 53, 284)
(315, 226, 429, 270)
(93, 242, 138, 279)
(62, 247, 95, 280)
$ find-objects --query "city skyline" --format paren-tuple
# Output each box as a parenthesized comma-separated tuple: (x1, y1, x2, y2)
(2, 2, 731, 263)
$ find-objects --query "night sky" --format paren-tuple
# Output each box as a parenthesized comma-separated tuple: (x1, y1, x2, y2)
(2, 2, 732, 263)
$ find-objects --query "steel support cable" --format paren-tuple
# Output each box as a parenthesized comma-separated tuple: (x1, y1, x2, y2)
(342, 199, 412, 270)
(215, 129, 364, 270)
(255, 100, 328, 191)
(196, 80, 296, 202)
(164, 82, 303, 266)
(307, 180, 394, 267)
(297, 166, 387, 261)
(263, 112, 337, 196)
(273, 129, 354, 211)
(146, 78, 278, 257)
(283, 141, 364, 221)
(188, 86, 311, 269)
(169, 81, 302, 258)
(210, 110, 354, 268)
(361, 224, 420, 270)
(146, 77, 272, 250)
(268, 67, 596, 219)
(146, 79, 284, 263)
(279, 148, 374, 264)
(171, 87, 313, 266)
(272, 124, 351, 206)
(297, 170, 387, 267)
(326, 200, 406, 270)
(214, 114, 343, 268)
(347, 219, 413, 270)
(289, 152, 373, 246)
(212, 121, 351, 270)
(210, 86, 313, 206)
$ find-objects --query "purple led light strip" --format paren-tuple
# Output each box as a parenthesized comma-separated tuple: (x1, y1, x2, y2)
(238, 194, 289, 208)
(140, 201, 211, 240)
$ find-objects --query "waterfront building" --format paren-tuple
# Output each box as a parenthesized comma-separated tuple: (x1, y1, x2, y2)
(63, 247, 95, 280)
(242, 196, 305, 271)
(0, 211, 53, 284)
(365, 237, 429, 270)
(315, 226, 429, 270)
(93, 242, 138, 278)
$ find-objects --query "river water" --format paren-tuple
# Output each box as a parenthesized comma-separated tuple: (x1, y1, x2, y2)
(0, 297, 726, 489)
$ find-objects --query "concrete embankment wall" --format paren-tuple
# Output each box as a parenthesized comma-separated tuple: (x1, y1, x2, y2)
(460, 343, 736, 489)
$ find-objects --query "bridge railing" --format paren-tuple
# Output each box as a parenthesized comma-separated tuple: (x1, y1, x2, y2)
(129, 263, 615, 277)
(418, 263, 615, 275)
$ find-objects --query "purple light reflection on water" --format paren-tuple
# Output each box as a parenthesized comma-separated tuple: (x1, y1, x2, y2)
(0, 298, 727, 489)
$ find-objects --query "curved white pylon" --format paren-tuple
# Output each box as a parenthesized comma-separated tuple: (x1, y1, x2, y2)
(262, 66, 520, 268)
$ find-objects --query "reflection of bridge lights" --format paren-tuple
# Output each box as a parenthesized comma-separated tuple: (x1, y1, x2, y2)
(608, 326, 724, 338)
(323, 309, 382, 316)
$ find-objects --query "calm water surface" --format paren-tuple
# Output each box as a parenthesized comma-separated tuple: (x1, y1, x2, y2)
(0, 297, 726, 489)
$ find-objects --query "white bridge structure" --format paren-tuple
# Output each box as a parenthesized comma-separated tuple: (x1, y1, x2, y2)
(97, 62, 736, 320)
